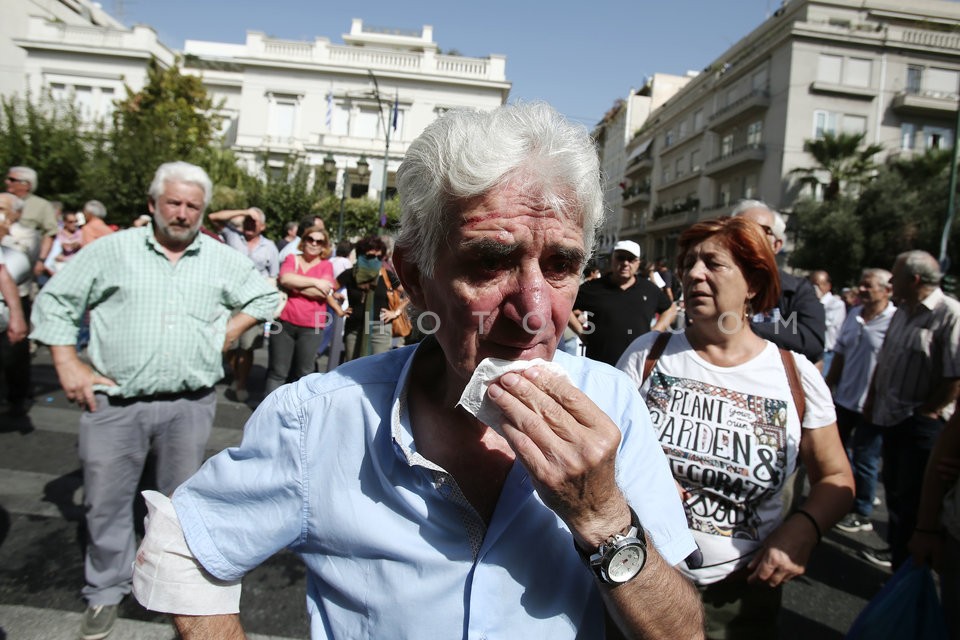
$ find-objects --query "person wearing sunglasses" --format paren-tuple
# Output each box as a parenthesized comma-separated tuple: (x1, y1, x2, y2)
(266, 225, 344, 396)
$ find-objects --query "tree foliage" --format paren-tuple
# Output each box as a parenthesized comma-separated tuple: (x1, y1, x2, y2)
(0, 61, 402, 239)
(792, 149, 958, 286)
(790, 132, 884, 201)
(106, 57, 223, 219)
(0, 92, 105, 208)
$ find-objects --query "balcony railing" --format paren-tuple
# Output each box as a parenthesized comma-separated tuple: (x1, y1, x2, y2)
(708, 90, 769, 130)
(891, 89, 959, 116)
(704, 143, 766, 176)
(248, 34, 506, 82)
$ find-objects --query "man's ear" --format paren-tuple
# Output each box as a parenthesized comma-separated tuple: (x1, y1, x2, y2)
(392, 245, 425, 308)
(147, 198, 156, 215)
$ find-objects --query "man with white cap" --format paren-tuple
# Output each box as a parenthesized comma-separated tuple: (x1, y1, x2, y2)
(570, 240, 675, 365)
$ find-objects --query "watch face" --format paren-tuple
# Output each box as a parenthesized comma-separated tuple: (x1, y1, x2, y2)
(606, 543, 646, 583)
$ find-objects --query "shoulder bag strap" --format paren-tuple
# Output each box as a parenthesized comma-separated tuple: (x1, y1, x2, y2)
(779, 348, 806, 425)
(642, 332, 672, 385)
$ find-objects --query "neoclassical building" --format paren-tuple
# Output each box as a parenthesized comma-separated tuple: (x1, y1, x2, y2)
(4, 2, 511, 201)
(182, 19, 510, 200)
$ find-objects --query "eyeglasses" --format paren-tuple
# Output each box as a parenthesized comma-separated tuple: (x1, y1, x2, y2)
(304, 236, 326, 245)
(612, 252, 639, 262)
(4, 176, 27, 184)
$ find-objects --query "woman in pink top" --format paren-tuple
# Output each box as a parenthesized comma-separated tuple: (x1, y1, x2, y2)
(265, 225, 344, 395)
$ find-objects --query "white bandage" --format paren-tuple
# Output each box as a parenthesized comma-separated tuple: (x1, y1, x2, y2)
(456, 357, 569, 435)
(132, 490, 242, 615)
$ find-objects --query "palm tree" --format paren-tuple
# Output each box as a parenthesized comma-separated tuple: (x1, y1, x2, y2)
(791, 132, 884, 201)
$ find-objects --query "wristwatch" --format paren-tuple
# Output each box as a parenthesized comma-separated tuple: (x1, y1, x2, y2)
(577, 507, 647, 584)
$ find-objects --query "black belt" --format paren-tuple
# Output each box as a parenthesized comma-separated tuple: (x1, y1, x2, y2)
(105, 387, 214, 406)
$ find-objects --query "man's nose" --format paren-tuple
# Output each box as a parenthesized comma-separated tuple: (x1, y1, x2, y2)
(504, 265, 551, 334)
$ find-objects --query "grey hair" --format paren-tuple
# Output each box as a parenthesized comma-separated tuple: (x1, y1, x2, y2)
(897, 250, 941, 286)
(731, 199, 787, 241)
(83, 200, 107, 219)
(1, 193, 24, 212)
(8, 166, 37, 193)
(395, 102, 604, 277)
(862, 268, 892, 289)
(249, 207, 265, 224)
(148, 161, 213, 209)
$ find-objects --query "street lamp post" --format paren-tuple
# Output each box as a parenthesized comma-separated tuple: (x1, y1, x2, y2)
(335, 155, 368, 243)
(367, 70, 392, 227)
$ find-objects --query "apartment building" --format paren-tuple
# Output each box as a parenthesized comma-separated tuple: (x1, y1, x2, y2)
(592, 74, 693, 259)
(617, 0, 960, 262)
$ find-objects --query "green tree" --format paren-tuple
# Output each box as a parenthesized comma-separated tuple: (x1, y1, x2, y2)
(0, 92, 106, 208)
(106, 57, 223, 221)
(790, 132, 884, 201)
(792, 149, 960, 286)
(790, 197, 865, 286)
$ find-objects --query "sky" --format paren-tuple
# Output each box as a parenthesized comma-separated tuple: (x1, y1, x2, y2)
(117, 0, 782, 126)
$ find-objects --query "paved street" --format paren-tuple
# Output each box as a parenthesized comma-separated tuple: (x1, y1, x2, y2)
(1, 346, 895, 639)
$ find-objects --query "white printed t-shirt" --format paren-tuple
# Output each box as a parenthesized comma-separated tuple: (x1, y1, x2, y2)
(618, 331, 836, 584)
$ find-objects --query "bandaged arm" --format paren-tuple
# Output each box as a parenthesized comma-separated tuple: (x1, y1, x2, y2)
(132, 490, 242, 615)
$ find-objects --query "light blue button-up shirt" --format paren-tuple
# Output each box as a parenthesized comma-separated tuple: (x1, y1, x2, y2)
(174, 345, 694, 639)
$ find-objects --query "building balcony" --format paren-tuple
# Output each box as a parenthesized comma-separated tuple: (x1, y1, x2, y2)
(707, 90, 769, 130)
(704, 143, 766, 177)
(891, 90, 958, 117)
(622, 186, 651, 208)
(809, 81, 876, 100)
(656, 170, 701, 192)
(624, 156, 653, 178)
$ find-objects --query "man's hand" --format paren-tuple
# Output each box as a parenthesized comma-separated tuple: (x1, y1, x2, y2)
(485, 366, 629, 547)
(6, 309, 27, 344)
(50, 345, 117, 411)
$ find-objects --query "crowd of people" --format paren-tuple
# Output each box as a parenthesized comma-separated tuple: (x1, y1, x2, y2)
(1, 101, 957, 640)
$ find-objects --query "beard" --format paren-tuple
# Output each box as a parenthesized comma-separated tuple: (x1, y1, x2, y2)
(154, 215, 201, 248)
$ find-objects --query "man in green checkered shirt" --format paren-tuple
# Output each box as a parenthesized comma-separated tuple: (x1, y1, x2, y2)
(30, 161, 280, 640)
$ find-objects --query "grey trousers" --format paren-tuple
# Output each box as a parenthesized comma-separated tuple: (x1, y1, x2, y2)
(78, 390, 215, 606)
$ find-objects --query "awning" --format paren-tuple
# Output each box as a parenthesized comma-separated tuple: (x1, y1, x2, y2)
(626, 138, 652, 162)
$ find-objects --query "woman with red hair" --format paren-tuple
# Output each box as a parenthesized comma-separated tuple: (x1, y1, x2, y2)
(618, 216, 853, 638)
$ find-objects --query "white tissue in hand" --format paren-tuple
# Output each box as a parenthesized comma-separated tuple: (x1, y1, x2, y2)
(456, 357, 569, 435)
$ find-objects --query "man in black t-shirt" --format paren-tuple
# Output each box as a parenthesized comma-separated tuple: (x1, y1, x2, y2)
(571, 240, 675, 365)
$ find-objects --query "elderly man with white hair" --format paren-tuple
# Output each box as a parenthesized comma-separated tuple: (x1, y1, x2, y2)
(5, 166, 57, 274)
(132, 103, 702, 639)
(80, 199, 114, 247)
(733, 199, 826, 364)
(31, 161, 280, 640)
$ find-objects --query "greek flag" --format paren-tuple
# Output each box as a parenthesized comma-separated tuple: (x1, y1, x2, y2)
(325, 90, 333, 131)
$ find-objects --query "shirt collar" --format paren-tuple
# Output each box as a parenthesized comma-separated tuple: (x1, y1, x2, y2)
(919, 287, 945, 312)
(144, 224, 204, 256)
(389, 341, 446, 472)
